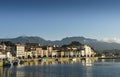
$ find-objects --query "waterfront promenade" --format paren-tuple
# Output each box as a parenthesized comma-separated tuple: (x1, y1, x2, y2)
(0, 57, 98, 67)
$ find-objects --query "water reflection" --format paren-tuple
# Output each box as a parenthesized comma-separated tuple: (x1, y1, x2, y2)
(99, 59, 120, 62)
(1, 58, 120, 77)
(22, 58, 82, 66)
(0, 58, 97, 77)
(85, 67, 93, 77)
(0, 67, 12, 77)
(81, 58, 93, 66)
(81, 58, 98, 66)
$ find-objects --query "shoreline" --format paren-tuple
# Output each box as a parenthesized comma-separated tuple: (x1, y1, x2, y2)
(98, 57, 120, 59)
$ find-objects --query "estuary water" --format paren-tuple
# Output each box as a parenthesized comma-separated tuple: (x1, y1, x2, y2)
(0, 59, 120, 77)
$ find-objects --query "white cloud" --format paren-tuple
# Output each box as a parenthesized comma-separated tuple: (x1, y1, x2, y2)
(101, 37, 120, 43)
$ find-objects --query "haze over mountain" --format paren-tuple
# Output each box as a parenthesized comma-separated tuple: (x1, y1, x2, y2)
(0, 36, 120, 51)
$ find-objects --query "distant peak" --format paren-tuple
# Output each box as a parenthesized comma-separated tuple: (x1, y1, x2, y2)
(18, 36, 40, 38)
(18, 36, 28, 38)
(62, 36, 85, 40)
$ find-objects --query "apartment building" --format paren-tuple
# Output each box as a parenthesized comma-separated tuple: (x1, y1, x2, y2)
(15, 44, 25, 58)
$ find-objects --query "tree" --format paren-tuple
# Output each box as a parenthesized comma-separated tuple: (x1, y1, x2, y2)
(96, 51, 103, 57)
(69, 41, 83, 47)
(61, 41, 83, 48)
(1, 41, 15, 46)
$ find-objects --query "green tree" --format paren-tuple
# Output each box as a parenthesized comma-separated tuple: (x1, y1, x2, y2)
(1, 41, 15, 46)
(61, 41, 83, 48)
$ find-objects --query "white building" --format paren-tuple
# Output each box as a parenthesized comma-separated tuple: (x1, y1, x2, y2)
(0, 44, 6, 51)
(15, 44, 25, 58)
(6, 52, 13, 58)
(84, 45, 92, 57)
(81, 50, 85, 57)
(0, 54, 6, 59)
(80, 45, 93, 57)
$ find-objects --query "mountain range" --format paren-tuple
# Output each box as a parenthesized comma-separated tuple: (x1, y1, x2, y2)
(0, 36, 120, 51)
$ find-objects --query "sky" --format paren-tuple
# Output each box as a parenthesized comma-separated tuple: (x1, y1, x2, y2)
(0, 0, 120, 41)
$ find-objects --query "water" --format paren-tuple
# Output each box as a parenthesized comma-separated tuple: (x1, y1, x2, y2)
(1, 59, 120, 77)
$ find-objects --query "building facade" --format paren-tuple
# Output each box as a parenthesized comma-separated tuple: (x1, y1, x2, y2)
(15, 44, 25, 58)
(80, 45, 95, 57)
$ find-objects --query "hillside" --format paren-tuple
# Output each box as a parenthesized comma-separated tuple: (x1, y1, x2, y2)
(0, 36, 120, 51)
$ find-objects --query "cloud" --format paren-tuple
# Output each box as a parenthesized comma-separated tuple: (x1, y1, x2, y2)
(101, 37, 120, 43)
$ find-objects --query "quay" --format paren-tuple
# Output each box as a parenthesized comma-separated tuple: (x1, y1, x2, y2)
(24, 57, 98, 63)
(0, 57, 98, 67)
(20, 57, 98, 65)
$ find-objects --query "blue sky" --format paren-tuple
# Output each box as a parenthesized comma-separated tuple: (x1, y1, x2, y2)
(0, 0, 120, 40)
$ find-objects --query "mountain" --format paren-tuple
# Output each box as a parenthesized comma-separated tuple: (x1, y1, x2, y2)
(0, 36, 120, 51)
(0, 36, 48, 45)
(54, 37, 120, 51)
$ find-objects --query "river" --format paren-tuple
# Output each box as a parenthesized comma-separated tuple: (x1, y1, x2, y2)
(0, 59, 120, 77)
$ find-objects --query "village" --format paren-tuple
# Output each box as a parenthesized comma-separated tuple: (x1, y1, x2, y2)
(0, 41, 96, 67)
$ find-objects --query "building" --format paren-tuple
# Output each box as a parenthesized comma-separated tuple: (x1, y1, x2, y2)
(25, 43, 42, 58)
(6, 52, 13, 59)
(36, 48, 43, 58)
(0, 44, 6, 52)
(84, 45, 92, 57)
(43, 50, 48, 57)
(0, 52, 6, 59)
(57, 51, 64, 57)
(24, 51, 32, 59)
(47, 46, 53, 57)
(80, 45, 95, 57)
(52, 50, 57, 57)
(81, 50, 85, 57)
(15, 44, 25, 58)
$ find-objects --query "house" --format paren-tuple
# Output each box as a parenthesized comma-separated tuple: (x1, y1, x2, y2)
(69, 50, 74, 57)
(6, 52, 13, 59)
(64, 51, 70, 57)
(81, 50, 85, 57)
(80, 45, 95, 57)
(24, 51, 32, 59)
(36, 48, 43, 58)
(47, 46, 53, 57)
(57, 51, 64, 57)
(25, 51, 33, 58)
(0, 44, 6, 52)
(51, 50, 57, 57)
(42, 46, 57, 57)
(0, 52, 6, 59)
(43, 50, 48, 57)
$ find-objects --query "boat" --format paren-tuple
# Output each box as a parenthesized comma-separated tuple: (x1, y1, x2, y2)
(3, 60, 11, 67)
(3, 63, 11, 67)
(0, 59, 3, 67)
(19, 60, 24, 64)
(13, 61, 18, 66)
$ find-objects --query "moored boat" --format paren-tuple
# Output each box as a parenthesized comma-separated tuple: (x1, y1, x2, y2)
(0, 59, 3, 67)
